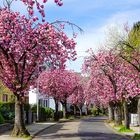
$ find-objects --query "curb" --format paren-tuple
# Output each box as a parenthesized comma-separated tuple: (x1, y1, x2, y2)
(104, 122, 133, 140)
(29, 123, 57, 140)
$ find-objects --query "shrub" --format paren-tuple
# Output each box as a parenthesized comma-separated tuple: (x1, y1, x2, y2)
(133, 134, 140, 140)
(89, 107, 107, 116)
(24, 104, 31, 112)
(90, 107, 99, 116)
(0, 102, 33, 123)
(0, 113, 5, 124)
(67, 115, 75, 120)
(31, 105, 37, 113)
(118, 126, 134, 133)
(45, 107, 54, 118)
(31, 105, 54, 121)
(0, 102, 15, 112)
(0, 102, 15, 121)
(58, 110, 63, 118)
(31, 105, 46, 113)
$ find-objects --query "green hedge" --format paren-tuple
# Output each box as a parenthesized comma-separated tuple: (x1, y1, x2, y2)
(90, 107, 106, 116)
(0, 113, 4, 124)
(31, 105, 54, 121)
(0, 102, 15, 121)
(45, 107, 54, 118)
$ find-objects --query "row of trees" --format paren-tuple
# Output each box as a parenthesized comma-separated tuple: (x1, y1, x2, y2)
(83, 22, 140, 129)
(38, 70, 87, 120)
(0, 0, 81, 137)
(1, 0, 139, 138)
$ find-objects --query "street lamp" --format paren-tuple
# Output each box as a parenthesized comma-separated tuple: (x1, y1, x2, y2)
(36, 64, 46, 122)
(36, 82, 39, 122)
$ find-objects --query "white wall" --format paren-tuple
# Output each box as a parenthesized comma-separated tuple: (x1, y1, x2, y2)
(29, 88, 37, 105)
(29, 88, 62, 111)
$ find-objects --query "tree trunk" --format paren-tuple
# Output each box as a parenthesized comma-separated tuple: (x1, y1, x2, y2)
(62, 101, 67, 118)
(137, 96, 140, 125)
(123, 100, 130, 129)
(74, 105, 76, 116)
(54, 99, 59, 121)
(121, 106, 124, 120)
(78, 106, 82, 116)
(79, 108, 82, 116)
(85, 104, 88, 116)
(108, 102, 114, 121)
(11, 95, 30, 137)
(114, 102, 122, 126)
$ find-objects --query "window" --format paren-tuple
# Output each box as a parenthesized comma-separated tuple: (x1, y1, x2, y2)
(2, 94, 8, 102)
(39, 99, 41, 106)
(45, 100, 48, 107)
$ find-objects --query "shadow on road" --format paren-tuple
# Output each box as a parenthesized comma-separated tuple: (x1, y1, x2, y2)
(35, 123, 64, 137)
(79, 132, 130, 140)
(35, 132, 129, 140)
(35, 133, 79, 139)
(81, 116, 107, 122)
(34, 117, 130, 140)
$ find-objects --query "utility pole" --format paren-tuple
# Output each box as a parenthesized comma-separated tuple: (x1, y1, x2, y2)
(36, 64, 41, 122)
(36, 72, 39, 122)
(36, 63, 47, 121)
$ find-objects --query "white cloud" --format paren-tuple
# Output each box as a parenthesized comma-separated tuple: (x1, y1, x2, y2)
(0, 0, 140, 72)
(66, 27, 105, 72)
(53, 0, 140, 16)
(67, 8, 140, 72)
(106, 9, 140, 26)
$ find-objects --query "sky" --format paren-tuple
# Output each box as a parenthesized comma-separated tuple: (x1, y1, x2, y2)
(1, 0, 140, 72)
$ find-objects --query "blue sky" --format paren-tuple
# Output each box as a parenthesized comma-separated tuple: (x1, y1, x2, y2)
(1, 0, 140, 72)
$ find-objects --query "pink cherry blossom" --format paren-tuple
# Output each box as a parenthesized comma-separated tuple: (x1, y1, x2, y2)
(0, 9, 77, 97)
(2, 0, 63, 19)
(38, 70, 80, 102)
(83, 49, 140, 106)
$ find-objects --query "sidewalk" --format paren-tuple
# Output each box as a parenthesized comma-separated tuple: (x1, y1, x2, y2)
(129, 126, 140, 136)
(106, 122, 140, 138)
(0, 122, 56, 140)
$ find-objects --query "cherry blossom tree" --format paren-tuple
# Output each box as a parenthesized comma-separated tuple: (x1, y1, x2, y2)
(117, 22, 140, 125)
(2, 0, 63, 21)
(59, 72, 80, 118)
(0, 80, 13, 95)
(38, 70, 79, 119)
(0, 8, 77, 136)
(68, 76, 86, 116)
(103, 22, 140, 126)
(83, 48, 140, 128)
(20, 0, 63, 19)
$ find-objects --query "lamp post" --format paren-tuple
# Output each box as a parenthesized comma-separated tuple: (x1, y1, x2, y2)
(36, 63, 46, 122)
(137, 95, 140, 134)
(36, 80, 39, 122)
(36, 64, 40, 122)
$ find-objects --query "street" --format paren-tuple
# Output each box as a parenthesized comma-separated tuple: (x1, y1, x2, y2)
(33, 117, 130, 140)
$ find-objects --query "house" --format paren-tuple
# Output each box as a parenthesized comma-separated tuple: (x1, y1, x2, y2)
(0, 93, 14, 102)
(29, 88, 62, 110)
(0, 81, 15, 103)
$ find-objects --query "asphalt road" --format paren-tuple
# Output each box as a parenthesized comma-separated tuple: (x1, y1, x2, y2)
(33, 117, 131, 140)
(79, 116, 130, 140)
